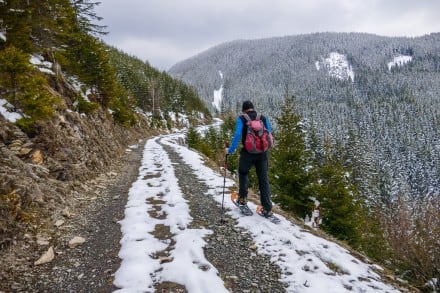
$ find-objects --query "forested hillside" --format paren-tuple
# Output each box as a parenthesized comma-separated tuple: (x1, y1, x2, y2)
(0, 0, 209, 252)
(170, 32, 440, 290)
(169, 32, 439, 205)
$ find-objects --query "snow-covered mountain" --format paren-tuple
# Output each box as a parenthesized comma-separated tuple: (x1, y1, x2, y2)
(168, 32, 440, 205)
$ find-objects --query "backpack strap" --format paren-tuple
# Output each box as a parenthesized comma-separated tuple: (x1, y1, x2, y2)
(242, 113, 251, 122)
(242, 113, 261, 121)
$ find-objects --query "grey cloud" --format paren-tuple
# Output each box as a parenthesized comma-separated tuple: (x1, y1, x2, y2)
(95, 0, 440, 70)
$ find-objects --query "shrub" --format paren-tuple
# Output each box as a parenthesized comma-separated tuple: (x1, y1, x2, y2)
(0, 46, 62, 133)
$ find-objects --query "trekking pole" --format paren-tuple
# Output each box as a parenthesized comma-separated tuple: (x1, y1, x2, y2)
(220, 142, 229, 223)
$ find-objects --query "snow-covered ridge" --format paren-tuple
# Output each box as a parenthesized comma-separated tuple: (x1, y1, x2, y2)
(316, 52, 355, 82)
(387, 55, 412, 71)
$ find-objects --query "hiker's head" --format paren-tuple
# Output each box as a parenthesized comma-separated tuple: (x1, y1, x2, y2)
(242, 100, 254, 112)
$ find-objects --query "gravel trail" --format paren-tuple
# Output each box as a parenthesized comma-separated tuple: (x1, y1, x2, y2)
(9, 135, 285, 292)
(161, 142, 285, 293)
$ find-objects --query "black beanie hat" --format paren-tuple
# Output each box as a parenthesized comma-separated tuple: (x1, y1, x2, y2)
(242, 100, 254, 112)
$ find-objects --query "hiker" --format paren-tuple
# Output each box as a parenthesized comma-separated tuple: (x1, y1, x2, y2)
(226, 100, 274, 217)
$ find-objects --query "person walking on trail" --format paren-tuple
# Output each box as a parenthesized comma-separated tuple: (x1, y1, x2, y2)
(226, 100, 274, 217)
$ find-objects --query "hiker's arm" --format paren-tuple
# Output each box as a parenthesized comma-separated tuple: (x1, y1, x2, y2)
(264, 117, 272, 133)
(227, 117, 243, 154)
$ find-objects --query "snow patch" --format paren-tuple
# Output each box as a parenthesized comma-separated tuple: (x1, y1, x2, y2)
(0, 98, 23, 123)
(425, 278, 438, 292)
(68, 76, 93, 103)
(0, 31, 6, 42)
(114, 138, 228, 292)
(162, 131, 399, 293)
(30, 55, 54, 75)
(317, 52, 354, 82)
(212, 71, 223, 111)
(388, 55, 412, 71)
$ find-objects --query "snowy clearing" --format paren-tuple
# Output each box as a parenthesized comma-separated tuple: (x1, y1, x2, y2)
(388, 55, 412, 71)
(317, 52, 355, 82)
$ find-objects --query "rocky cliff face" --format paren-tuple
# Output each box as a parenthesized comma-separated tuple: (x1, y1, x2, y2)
(0, 109, 152, 249)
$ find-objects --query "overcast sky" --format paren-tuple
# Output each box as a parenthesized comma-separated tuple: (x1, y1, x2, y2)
(94, 0, 440, 71)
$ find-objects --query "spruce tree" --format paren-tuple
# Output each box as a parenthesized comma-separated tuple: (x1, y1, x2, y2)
(270, 96, 312, 217)
(313, 145, 361, 246)
(0, 46, 62, 133)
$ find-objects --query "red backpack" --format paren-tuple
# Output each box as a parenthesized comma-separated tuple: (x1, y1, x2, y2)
(242, 113, 273, 153)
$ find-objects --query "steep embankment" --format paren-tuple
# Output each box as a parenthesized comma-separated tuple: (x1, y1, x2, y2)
(0, 137, 147, 292)
(0, 108, 154, 287)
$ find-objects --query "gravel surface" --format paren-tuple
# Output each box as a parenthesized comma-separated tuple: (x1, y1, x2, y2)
(162, 143, 285, 293)
(1, 138, 286, 292)
(0, 141, 145, 293)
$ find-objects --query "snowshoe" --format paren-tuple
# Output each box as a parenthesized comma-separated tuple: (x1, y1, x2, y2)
(231, 192, 253, 216)
(256, 205, 281, 224)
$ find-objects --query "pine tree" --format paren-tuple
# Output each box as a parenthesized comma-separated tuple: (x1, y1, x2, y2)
(313, 147, 361, 246)
(270, 95, 312, 217)
(186, 126, 201, 149)
(0, 46, 62, 132)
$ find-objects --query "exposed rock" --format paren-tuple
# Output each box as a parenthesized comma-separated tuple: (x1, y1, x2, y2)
(30, 150, 44, 164)
(62, 208, 71, 218)
(68, 236, 85, 248)
(19, 147, 32, 156)
(30, 185, 45, 203)
(34, 246, 54, 265)
(54, 219, 65, 227)
(36, 236, 50, 246)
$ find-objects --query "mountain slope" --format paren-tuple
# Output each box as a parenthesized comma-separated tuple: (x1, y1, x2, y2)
(168, 32, 440, 204)
(0, 0, 211, 254)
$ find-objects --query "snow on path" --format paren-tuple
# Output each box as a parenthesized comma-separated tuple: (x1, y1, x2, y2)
(161, 133, 399, 293)
(114, 137, 228, 293)
(115, 130, 399, 292)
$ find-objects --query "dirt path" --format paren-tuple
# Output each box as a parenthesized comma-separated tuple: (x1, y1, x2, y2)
(14, 135, 286, 293)
(1, 133, 405, 292)
(52, 143, 144, 292)
(0, 140, 146, 292)
(161, 142, 285, 292)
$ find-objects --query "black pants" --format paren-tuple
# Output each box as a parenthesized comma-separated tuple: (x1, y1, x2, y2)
(238, 150, 272, 212)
